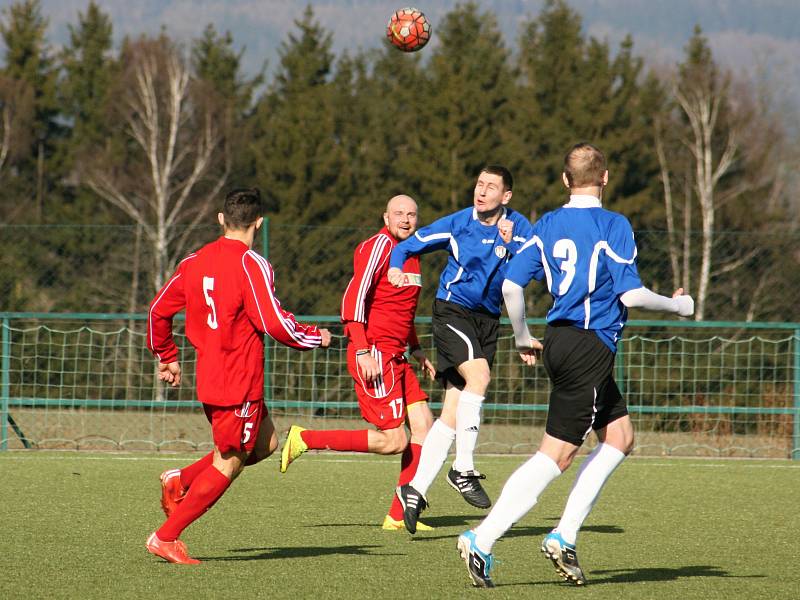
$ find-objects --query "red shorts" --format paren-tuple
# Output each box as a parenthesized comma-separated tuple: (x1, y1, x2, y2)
(203, 399, 264, 453)
(347, 346, 428, 430)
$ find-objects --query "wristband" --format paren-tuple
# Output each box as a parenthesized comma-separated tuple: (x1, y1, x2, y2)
(355, 349, 371, 357)
(409, 345, 422, 354)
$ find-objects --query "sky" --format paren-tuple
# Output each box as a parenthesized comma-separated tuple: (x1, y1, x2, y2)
(2, 0, 799, 113)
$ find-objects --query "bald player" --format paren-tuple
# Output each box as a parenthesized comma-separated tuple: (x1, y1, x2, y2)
(281, 195, 436, 530)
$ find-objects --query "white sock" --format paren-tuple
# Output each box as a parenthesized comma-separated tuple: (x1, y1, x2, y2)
(473, 451, 562, 553)
(452, 391, 484, 472)
(409, 419, 455, 495)
(555, 443, 626, 545)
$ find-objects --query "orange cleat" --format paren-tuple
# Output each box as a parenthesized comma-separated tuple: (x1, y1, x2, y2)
(160, 469, 186, 517)
(146, 532, 200, 565)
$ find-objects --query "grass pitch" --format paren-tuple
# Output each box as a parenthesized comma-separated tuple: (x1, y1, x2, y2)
(1, 451, 798, 599)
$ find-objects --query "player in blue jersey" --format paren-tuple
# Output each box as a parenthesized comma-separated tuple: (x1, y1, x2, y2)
(457, 143, 694, 588)
(387, 165, 537, 533)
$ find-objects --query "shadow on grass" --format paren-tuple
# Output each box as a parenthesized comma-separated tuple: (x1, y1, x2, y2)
(590, 565, 765, 584)
(201, 544, 402, 562)
(494, 564, 760, 589)
(301, 515, 485, 529)
(404, 522, 624, 542)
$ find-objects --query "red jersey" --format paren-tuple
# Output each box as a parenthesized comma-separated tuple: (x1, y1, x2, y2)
(148, 236, 322, 407)
(340, 227, 422, 356)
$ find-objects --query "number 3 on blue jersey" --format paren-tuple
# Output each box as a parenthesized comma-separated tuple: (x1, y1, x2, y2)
(553, 238, 578, 295)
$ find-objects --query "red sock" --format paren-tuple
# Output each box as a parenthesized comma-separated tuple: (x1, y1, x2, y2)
(157, 466, 231, 541)
(389, 442, 422, 520)
(300, 429, 369, 452)
(179, 451, 214, 489)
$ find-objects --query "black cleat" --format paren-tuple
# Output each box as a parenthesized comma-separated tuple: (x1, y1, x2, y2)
(395, 483, 428, 534)
(447, 468, 491, 509)
(541, 531, 587, 585)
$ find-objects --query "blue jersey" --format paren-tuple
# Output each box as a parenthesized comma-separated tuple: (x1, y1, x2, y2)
(390, 206, 534, 315)
(505, 196, 643, 351)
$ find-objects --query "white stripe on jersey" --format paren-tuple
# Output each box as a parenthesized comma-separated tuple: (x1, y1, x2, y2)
(244, 251, 319, 347)
(584, 241, 638, 328)
(444, 266, 464, 301)
(354, 234, 391, 322)
(414, 230, 455, 258)
(518, 236, 553, 292)
(147, 253, 198, 360)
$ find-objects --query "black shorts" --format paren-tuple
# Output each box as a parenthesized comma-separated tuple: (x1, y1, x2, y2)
(542, 322, 628, 446)
(432, 299, 499, 388)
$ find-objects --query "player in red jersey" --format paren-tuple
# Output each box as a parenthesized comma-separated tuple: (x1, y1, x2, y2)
(280, 194, 436, 530)
(145, 188, 331, 564)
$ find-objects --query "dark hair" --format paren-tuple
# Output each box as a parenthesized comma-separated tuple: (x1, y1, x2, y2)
(222, 188, 263, 229)
(480, 165, 513, 191)
(564, 143, 606, 187)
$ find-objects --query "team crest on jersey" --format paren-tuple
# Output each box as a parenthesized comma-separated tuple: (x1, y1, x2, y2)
(494, 246, 507, 259)
(401, 273, 422, 287)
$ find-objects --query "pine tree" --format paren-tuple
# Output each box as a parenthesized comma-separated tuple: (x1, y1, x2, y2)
(60, 2, 114, 151)
(248, 6, 351, 313)
(191, 24, 263, 189)
(0, 0, 58, 222)
(413, 2, 513, 215)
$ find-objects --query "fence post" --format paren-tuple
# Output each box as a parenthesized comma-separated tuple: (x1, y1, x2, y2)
(262, 217, 271, 403)
(793, 329, 800, 460)
(1, 318, 9, 451)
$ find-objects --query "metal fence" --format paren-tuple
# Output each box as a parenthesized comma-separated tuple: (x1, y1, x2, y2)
(2, 314, 798, 458)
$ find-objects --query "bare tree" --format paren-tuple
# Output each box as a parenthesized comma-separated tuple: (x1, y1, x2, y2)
(84, 36, 230, 292)
(653, 29, 790, 322)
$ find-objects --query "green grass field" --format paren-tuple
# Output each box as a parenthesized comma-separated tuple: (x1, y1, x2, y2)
(1, 451, 798, 599)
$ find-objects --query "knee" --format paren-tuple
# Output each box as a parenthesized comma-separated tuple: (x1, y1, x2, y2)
(248, 434, 279, 465)
(267, 434, 279, 456)
(408, 405, 434, 438)
(465, 369, 491, 393)
(621, 431, 635, 455)
(379, 428, 408, 455)
(556, 455, 575, 472)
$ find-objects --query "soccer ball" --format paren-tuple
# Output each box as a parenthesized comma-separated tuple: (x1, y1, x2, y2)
(386, 7, 431, 52)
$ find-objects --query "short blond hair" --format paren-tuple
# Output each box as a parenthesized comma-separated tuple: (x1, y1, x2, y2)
(564, 143, 606, 188)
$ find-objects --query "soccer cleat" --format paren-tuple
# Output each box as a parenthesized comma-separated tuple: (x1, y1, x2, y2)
(381, 514, 433, 531)
(447, 467, 492, 509)
(145, 532, 200, 565)
(541, 531, 587, 585)
(280, 425, 308, 473)
(457, 530, 495, 588)
(395, 483, 428, 534)
(159, 469, 186, 518)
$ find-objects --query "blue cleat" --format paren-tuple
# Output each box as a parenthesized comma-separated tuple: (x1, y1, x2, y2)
(457, 530, 495, 588)
(541, 531, 587, 585)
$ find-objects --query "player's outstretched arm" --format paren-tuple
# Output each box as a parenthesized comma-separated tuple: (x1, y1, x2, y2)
(387, 213, 455, 282)
(242, 252, 325, 350)
(502, 279, 542, 366)
(620, 286, 694, 317)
